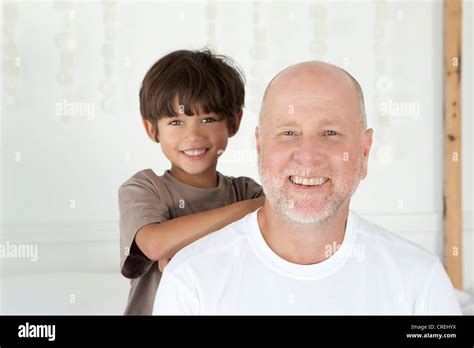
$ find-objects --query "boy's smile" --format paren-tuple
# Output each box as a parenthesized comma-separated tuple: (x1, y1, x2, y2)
(180, 147, 209, 160)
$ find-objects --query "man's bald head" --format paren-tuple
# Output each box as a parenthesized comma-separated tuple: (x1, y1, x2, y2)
(259, 61, 367, 134)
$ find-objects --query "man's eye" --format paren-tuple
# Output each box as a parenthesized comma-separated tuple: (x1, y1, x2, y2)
(324, 130, 338, 136)
(282, 131, 297, 136)
(201, 117, 217, 123)
(168, 120, 182, 126)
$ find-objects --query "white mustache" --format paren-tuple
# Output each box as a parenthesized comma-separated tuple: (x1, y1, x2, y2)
(283, 166, 331, 178)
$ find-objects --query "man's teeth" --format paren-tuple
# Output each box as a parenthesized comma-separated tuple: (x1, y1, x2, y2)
(183, 149, 207, 156)
(290, 176, 329, 186)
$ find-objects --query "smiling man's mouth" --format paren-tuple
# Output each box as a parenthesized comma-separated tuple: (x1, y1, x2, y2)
(289, 175, 329, 187)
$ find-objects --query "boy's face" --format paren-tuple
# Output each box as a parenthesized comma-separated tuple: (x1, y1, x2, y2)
(156, 105, 229, 176)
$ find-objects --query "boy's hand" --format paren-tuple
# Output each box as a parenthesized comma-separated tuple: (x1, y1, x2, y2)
(158, 258, 171, 273)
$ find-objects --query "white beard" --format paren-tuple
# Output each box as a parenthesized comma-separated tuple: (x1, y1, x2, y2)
(258, 154, 362, 225)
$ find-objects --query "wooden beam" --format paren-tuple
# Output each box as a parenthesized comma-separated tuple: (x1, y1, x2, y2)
(443, 0, 463, 289)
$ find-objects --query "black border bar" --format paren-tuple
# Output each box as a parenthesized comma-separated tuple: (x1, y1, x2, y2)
(0, 315, 473, 346)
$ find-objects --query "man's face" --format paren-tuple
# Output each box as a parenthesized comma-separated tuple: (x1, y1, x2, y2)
(257, 67, 372, 225)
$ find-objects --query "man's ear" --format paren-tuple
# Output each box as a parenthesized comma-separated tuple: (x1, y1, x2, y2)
(141, 117, 159, 143)
(360, 128, 373, 180)
(228, 111, 243, 137)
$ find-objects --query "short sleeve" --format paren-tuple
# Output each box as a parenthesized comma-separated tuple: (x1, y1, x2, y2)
(153, 266, 199, 315)
(232, 176, 264, 200)
(118, 171, 170, 279)
(414, 259, 462, 315)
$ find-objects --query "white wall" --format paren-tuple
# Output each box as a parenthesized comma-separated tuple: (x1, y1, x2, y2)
(0, 0, 472, 314)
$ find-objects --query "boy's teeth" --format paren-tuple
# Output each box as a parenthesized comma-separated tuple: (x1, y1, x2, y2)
(290, 176, 329, 186)
(183, 149, 207, 156)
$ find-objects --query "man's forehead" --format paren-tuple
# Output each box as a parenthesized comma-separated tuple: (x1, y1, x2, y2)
(261, 96, 357, 129)
(268, 95, 346, 108)
(264, 95, 351, 116)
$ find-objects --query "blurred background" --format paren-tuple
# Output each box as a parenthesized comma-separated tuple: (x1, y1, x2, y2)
(0, 0, 472, 314)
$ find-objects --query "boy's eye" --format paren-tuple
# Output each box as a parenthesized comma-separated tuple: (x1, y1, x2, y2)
(324, 130, 338, 136)
(168, 120, 183, 126)
(201, 117, 217, 123)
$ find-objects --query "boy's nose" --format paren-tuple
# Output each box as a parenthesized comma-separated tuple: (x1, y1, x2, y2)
(184, 123, 205, 141)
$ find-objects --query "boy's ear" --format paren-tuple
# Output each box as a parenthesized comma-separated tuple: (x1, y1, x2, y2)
(228, 111, 243, 138)
(142, 117, 159, 143)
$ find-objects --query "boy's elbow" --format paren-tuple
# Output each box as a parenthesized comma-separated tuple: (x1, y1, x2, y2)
(139, 243, 157, 261)
(147, 244, 167, 262)
(136, 224, 166, 261)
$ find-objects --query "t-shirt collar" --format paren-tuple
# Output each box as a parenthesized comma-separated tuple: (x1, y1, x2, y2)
(161, 170, 227, 202)
(247, 208, 359, 280)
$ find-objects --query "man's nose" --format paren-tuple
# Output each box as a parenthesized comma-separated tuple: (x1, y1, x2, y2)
(292, 136, 325, 163)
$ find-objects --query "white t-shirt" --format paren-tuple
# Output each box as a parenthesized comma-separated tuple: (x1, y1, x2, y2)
(153, 209, 461, 315)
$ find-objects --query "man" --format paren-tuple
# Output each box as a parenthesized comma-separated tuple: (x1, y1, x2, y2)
(153, 61, 462, 314)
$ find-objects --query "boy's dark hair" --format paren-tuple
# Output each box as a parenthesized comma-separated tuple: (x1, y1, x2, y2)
(139, 49, 245, 142)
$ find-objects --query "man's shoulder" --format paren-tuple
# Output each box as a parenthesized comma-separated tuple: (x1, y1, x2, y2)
(352, 210, 438, 267)
(165, 211, 255, 273)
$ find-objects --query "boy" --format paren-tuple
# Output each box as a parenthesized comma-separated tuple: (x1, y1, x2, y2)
(118, 49, 264, 315)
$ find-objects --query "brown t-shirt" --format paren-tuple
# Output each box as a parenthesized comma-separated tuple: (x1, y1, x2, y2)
(118, 169, 263, 315)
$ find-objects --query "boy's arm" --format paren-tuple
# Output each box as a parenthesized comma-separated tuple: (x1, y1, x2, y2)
(119, 173, 170, 279)
(136, 196, 264, 261)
